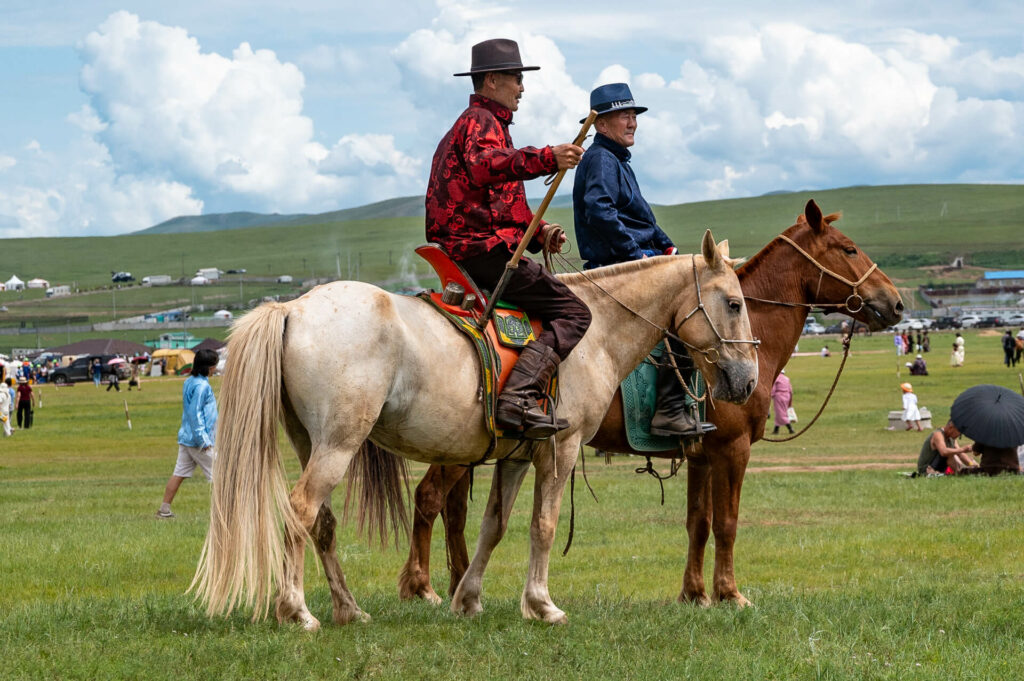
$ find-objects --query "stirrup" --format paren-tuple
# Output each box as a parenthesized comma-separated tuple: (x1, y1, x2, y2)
(650, 422, 717, 438)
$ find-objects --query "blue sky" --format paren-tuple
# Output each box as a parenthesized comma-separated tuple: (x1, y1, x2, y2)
(0, 0, 1022, 237)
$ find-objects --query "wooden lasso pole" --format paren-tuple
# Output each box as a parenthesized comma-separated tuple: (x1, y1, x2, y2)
(477, 110, 599, 328)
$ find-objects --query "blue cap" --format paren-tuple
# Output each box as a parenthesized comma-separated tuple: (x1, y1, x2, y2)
(581, 82, 648, 123)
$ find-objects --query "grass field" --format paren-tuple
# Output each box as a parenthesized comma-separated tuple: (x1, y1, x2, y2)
(2, 326, 1022, 679)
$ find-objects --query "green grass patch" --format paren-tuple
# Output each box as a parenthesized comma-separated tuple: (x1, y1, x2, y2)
(1, 329, 1023, 678)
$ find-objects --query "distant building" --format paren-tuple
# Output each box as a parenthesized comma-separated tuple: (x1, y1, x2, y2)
(145, 332, 201, 350)
(976, 270, 1024, 290)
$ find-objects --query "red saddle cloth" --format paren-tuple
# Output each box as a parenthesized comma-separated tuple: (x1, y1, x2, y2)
(415, 244, 541, 394)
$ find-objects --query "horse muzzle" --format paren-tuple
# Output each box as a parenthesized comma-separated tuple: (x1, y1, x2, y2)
(711, 359, 758, 405)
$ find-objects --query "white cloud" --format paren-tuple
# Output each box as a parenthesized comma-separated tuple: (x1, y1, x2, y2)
(2, 2, 1023, 237)
(0, 134, 202, 238)
(392, 9, 589, 150)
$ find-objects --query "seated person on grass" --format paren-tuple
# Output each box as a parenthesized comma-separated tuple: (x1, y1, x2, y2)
(916, 420, 977, 476)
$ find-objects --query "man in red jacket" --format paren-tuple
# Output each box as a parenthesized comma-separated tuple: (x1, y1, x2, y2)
(426, 38, 590, 439)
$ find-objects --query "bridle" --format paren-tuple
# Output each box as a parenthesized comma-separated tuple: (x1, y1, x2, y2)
(743, 234, 878, 315)
(669, 255, 761, 366)
(550, 251, 760, 367)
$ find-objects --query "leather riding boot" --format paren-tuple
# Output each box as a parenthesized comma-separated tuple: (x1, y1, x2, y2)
(649, 362, 716, 438)
(495, 342, 569, 440)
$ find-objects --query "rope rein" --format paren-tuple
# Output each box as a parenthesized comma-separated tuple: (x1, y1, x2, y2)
(550, 251, 760, 367)
(761, 330, 853, 442)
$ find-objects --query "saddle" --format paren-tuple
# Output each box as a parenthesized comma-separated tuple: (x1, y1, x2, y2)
(414, 244, 554, 438)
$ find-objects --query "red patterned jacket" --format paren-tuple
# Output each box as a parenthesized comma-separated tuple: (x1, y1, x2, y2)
(426, 94, 558, 261)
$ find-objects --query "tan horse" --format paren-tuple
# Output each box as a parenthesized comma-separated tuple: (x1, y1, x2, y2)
(397, 200, 903, 606)
(191, 230, 759, 630)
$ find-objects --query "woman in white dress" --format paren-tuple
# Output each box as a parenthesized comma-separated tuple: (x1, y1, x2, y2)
(950, 333, 965, 367)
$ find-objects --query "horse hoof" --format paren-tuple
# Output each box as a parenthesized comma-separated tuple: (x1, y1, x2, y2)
(299, 613, 321, 631)
(543, 609, 568, 625)
(421, 589, 443, 606)
(450, 598, 483, 617)
(680, 592, 712, 608)
(333, 608, 372, 625)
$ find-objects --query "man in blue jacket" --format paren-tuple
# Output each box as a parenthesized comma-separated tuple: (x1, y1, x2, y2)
(573, 83, 712, 438)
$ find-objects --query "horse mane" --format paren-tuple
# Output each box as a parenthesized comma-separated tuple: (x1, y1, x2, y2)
(739, 210, 844, 276)
(556, 255, 677, 286)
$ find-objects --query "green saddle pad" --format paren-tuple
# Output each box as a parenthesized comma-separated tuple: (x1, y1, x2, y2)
(620, 342, 707, 452)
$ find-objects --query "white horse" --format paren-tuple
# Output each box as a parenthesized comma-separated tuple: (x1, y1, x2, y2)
(192, 230, 759, 630)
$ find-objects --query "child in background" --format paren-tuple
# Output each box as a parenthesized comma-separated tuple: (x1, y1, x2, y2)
(901, 382, 922, 431)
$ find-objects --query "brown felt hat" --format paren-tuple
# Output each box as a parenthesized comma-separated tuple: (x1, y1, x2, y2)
(454, 38, 540, 76)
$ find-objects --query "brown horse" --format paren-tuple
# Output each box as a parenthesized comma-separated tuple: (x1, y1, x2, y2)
(398, 199, 903, 605)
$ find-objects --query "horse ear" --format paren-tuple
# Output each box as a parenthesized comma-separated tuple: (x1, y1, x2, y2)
(717, 238, 746, 268)
(702, 229, 723, 270)
(805, 199, 825, 234)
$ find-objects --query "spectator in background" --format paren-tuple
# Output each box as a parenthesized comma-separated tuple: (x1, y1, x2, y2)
(155, 349, 220, 519)
(128, 363, 141, 391)
(91, 358, 102, 387)
(15, 378, 35, 429)
(962, 442, 1022, 476)
(1003, 330, 1016, 367)
(770, 369, 794, 435)
(910, 354, 929, 376)
(915, 330, 922, 352)
(916, 420, 977, 476)
(901, 382, 923, 431)
(106, 366, 121, 392)
(921, 330, 930, 353)
(1015, 327, 1024, 366)
(951, 333, 965, 367)
(894, 332, 904, 356)
(0, 377, 11, 436)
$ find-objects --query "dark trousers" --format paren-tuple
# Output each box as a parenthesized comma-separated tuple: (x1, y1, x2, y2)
(459, 247, 591, 361)
(17, 402, 31, 428)
(107, 380, 120, 392)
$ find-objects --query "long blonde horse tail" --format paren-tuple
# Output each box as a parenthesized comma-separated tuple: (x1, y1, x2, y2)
(189, 302, 304, 620)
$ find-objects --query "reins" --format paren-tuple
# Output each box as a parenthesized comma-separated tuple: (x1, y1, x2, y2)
(742, 234, 877, 315)
(760, 329, 853, 442)
(745, 233, 876, 442)
(550, 251, 761, 368)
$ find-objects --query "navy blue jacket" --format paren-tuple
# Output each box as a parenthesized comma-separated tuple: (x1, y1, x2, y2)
(572, 133, 674, 268)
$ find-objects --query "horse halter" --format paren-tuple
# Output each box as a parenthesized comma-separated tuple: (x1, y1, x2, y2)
(775, 234, 878, 314)
(668, 256, 761, 366)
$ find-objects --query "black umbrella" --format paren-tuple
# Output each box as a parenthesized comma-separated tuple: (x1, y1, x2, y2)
(950, 384, 1024, 448)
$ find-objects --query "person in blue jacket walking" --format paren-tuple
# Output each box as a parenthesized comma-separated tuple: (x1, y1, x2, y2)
(573, 83, 713, 438)
(156, 348, 220, 519)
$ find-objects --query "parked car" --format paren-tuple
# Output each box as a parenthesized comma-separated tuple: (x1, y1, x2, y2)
(890, 318, 924, 332)
(824, 320, 869, 334)
(1001, 312, 1024, 327)
(977, 314, 1003, 328)
(226, 268, 247, 274)
(49, 355, 130, 385)
(802, 321, 826, 335)
(111, 271, 134, 283)
(932, 316, 961, 330)
(958, 314, 982, 328)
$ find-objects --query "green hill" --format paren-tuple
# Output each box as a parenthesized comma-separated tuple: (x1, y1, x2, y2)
(1, 183, 1021, 355)
(134, 194, 576, 234)
(3, 184, 1021, 291)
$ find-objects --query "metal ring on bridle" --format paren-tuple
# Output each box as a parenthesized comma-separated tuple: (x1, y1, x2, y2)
(844, 293, 864, 313)
(701, 346, 721, 365)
